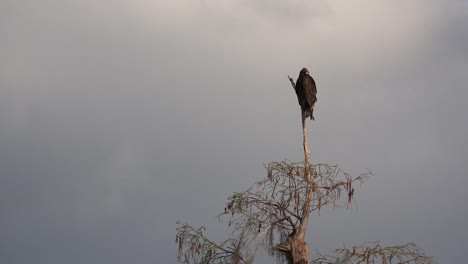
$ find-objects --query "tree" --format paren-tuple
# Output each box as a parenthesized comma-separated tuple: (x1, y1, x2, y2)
(175, 76, 436, 264)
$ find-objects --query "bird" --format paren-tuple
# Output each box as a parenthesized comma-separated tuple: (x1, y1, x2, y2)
(294, 68, 317, 120)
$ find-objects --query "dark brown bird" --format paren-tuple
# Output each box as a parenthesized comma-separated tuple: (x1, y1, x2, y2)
(295, 68, 317, 120)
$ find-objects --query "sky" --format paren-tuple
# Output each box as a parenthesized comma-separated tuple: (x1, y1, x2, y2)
(1, 0, 467, 263)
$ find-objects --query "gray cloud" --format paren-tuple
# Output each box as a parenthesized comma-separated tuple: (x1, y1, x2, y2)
(1, 0, 467, 263)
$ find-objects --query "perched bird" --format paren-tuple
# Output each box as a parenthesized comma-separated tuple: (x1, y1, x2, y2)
(294, 68, 317, 120)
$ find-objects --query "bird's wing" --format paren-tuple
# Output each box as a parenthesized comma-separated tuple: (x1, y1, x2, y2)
(295, 76, 305, 105)
(303, 75, 317, 105)
(294, 76, 302, 94)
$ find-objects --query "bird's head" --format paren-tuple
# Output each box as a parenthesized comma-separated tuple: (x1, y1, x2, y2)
(300, 67, 309, 75)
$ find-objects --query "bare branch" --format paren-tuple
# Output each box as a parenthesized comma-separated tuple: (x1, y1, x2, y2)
(312, 242, 436, 264)
(176, 222, 253, 264)
(288, 75, 296, 90)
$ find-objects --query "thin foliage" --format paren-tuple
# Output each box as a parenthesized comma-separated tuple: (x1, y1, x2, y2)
(176, 221, 254, 264)
(312, 242, 436, 264)
(176, 160, 371, 263)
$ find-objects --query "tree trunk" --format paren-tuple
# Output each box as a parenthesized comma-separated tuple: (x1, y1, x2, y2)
(275, 235, 310, 264)
(280, 76, 314, 264)
(291, 111, 312, 264)
(275, 112, 312, 264)
(297, 110, 312, 241)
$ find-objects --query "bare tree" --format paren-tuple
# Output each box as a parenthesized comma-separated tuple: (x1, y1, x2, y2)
(175, 76, 436, 264)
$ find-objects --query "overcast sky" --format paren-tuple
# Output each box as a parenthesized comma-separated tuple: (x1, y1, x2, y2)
(1, 0, 467, 263)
